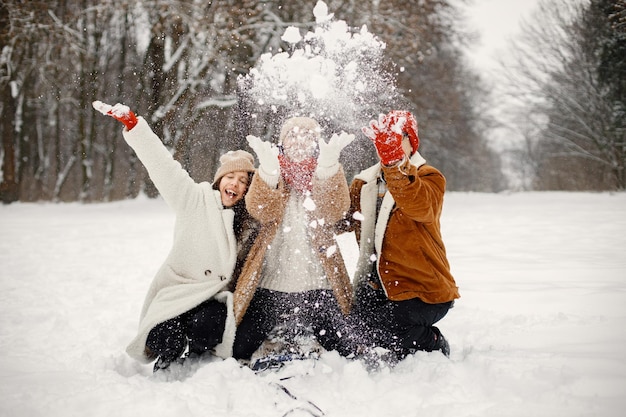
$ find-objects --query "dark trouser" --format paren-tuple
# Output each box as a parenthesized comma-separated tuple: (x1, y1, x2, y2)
(353, 279, 453, 357)
(146, 299, 226, 362)
(233, 288, 357, 360)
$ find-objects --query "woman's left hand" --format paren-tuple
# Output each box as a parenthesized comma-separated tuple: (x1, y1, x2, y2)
(317, 132, 355, 169)
(316, 132, 354, 178)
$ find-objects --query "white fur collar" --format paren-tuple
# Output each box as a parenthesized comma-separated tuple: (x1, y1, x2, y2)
(355, 151, 426, 184)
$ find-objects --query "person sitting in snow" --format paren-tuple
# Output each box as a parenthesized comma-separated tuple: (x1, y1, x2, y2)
(231, 116, 356, 362)
(338, 110, 460, 361)
(94, 101, 258, 372)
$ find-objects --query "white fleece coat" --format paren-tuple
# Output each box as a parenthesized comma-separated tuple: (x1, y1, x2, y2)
(123, 117, 237, 363)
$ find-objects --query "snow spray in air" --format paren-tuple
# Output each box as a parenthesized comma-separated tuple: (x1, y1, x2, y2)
(237, 1, 401, 173)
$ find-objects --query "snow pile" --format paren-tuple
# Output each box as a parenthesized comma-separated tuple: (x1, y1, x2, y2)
(239, 0, 397, 128)
(1, 192, 625, 416)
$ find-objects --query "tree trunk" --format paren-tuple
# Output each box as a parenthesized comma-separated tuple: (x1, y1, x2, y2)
(0, 2, 17, 203)
(0, 81, 18, 204)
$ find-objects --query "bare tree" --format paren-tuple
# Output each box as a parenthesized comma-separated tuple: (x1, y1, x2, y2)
(0, 1, 17, 203)
(1, 0, 505, 202)
(504, 0, 625, 190)
(331, 0, 505, 190)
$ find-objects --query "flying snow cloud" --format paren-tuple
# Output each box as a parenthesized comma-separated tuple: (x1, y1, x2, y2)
(238, 1, 399, 132)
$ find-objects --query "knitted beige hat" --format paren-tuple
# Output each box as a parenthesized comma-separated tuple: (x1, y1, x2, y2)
(279, 117, 321, 144)
(213, 150, 256, 183)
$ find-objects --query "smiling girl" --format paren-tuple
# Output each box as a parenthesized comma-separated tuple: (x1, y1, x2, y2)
(94, 101, 257, 372)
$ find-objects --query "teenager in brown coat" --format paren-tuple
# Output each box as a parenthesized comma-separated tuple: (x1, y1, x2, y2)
(340, 110, 460, 361)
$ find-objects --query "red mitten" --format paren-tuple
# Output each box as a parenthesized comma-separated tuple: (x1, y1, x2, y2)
(361, 114, 386, 142)
(383, 110, 419, 155)
(362, 114, 405, 165)
(92, 100, 138, 130)
(371, 130, 405, 165)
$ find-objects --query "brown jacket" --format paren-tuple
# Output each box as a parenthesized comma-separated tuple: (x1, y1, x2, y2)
(342, 153, 459, 304)
(232, 168, 354, 325)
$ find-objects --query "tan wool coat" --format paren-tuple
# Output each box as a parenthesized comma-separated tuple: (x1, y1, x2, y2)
(232, 168, 354, 324)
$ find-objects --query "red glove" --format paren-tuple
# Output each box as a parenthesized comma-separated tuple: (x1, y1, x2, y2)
(362, 114, 405, 165)
(384, 110, 419, 155)
(372, 131, 405, 166)
(92, 100, 138, 130)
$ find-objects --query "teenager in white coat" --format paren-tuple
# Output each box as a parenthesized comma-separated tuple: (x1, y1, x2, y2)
(94, 101, 257, 372)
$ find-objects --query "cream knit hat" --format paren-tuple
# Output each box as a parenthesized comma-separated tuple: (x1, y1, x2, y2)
(279, 117, 321, 144)
(213, 150, 256, 184)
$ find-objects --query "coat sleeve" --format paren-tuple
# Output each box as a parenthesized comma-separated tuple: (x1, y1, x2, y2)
(245, 171, 288, 224)
(382, 160, 446, 223)
(122, 117, 205, 212)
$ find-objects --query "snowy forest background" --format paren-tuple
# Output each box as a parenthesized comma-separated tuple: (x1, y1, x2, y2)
(1, 0, 625, 203)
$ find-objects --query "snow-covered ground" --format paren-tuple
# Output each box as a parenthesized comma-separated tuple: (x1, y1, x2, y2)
(1, 191, 625, 416)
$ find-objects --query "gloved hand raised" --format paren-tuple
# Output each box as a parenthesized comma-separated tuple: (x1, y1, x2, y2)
(384, 110, 419, 155)
(361, 113, 386, 143)
(246, 135, 280, 187)
(362, 114, 405, 166)
(316, 131, 355, 179)
(92, 100, 138, 130)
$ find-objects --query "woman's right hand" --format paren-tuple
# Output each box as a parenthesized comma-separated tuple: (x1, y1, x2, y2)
(92, 101, 138, 130)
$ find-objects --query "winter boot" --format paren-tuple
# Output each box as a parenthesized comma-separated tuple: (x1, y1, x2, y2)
(431, 327, 450, 357)
(146, 319, 187, 372)
(153, 350, 186, 372)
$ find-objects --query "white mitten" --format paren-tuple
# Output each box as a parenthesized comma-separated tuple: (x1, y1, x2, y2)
(247, 135, 280, 187)
(316, 131, 355, 179)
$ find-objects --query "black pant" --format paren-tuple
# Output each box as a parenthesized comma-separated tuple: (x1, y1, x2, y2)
(388, 297, 452, 351)
(353, 279, 453, 354)
(146, 299, 227, 361)
(233, 288, 357, 360)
